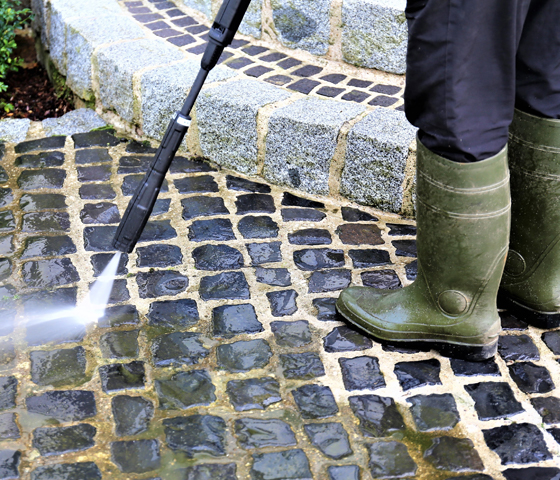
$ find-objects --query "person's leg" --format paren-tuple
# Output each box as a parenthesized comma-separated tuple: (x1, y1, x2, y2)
(405, 0, 531, 162)
(337, 0, 529, 360)
(499, 0, 560, 327)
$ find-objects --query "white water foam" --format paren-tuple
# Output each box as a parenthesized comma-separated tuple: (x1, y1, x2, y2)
(29, 252, 122, 326)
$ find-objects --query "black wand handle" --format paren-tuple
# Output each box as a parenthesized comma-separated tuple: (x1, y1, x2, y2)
(112, 0, 252, 253)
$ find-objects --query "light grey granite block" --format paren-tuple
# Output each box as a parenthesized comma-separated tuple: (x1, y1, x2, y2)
(196, 79, 291, 175)
(0, 119, 31, 144)
(342, 0, 407, 74)
(271, 0, 331, 55)
(341, 108, 417, 213)
(140, 60, 238, 140)
(182, 0, 212, 19)
(264, 97, 364, 195)
(95, 39, 185, 123)
(239, 0, 263, 39)
(42, 109, 107, 137)
(47, 0, 122, 75)
(66, 15, 145, 101)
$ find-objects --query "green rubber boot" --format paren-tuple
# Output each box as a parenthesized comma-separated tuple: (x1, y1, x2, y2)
(499, 109, 560, 328)
(336, 138, 510, 361)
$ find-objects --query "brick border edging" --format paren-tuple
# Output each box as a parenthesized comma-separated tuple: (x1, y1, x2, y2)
(31, 0, 417, 216)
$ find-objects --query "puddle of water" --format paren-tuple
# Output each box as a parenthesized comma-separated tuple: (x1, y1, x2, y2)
(26, 252, 122, 330)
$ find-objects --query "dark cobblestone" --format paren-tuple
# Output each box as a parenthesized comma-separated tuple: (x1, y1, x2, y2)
(151, 332, 209, 367)
(23, 212, 70, 232)
(99, 361, 145, 393)
(112, 395, 154, 436)
(247, 241, 282, 264)
(226, 377, 281, 411)
(336, 223, 383, 245)
(137, 244, 183, 267)
(75, 148, 112, 164)
(304, 422, 351, 459)
(508, 362, 555, 393)
(541, 330, 560, 354)
(367, 441, 417, 478)
(313, 297, 342, 321)
(308, 268, 351, 292)
(235, 418, 296, 449)
(503, 468, 560, 480)
(361, 269, 402, 289)
(138, 220, 177, 242)
(339, 356, 385, 391)
(181, 196, 229, 219)
(349, 248, 390, 268)
(256, 267, 291, 286)
(281, 208, 326, 222)
(111, 439, 160, 473)
(394, 359, 442, 390)
(236, 193, 275, 214)
(449, 357, 500, 377)
(288, 228, 331, 245)
(22, 258, 80, 289)
(31, 462, 101, 480)
(22, 235, 76, 258)
(100, 330, 139, 359)
(188, 218, 235, 241)
(26, 390, 96, 422)
(280, 352, 325, 379)
(30, 347, 87, 387)
(407, 393, 460, 432)
(99, 305, 140, 327)
(387, 222, 416, 236)
(292, 384, 338, 419)
(498, 335, 540, 362)
(73, 130, 120, 148)
(483, 423, 551, 465)
(0, 450, 19, 479)
(192, 244, 244, 270)
(147, 299, 199, 329)
(251, 449, 312, 480)
(164, 415, 226, 457)
(137, 270, 188, 298)
(79, 183, 116, 200)
(33, 424, 96, 456)
(0, 413, 19, 440)
(267, 289, 298, 316)
(213, 303, 263, 338)
(324, 326, 373, 352)
(199, 271, 250, 300)
(19, 193, 66, 211)
(271, 320, 311, 347)
(238, 215, 279, 238)
(282, 192, 324, 209)
(16, 136, 66, 153)
(83, 225, 117, 251)
(0, 189, 12, 209)
(18, 169, 66, 190)
(174, 174, 218, 193)
(217, 339, 272, 372)
(226, 175, 271, 193)
(328, 465, 360, 480)
(464, 382, 524, 420)
(424, 436, 484, 472)
(349, 394, 405, 437)
(0, 377, 17, 410)
(156, 370, 216, 410)
(77, 165, 112, 182)
(80, 202, 120, 224)
(293, 248, 344, 270)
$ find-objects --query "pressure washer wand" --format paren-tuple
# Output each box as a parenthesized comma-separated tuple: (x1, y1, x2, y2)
(112, 0, 252, 253)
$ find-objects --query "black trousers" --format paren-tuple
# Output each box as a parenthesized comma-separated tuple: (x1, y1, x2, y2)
(404, 0, 560, 162)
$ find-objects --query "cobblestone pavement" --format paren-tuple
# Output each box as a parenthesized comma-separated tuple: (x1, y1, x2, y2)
(121, 0, 405, 109)
(0, 127, 559, 480)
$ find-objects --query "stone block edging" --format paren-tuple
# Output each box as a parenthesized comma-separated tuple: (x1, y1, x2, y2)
(32, 0, 417, 216)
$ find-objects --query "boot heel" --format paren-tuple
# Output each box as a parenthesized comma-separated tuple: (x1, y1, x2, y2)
(498, 292, 560, 329)
(435, 340, 498, 362)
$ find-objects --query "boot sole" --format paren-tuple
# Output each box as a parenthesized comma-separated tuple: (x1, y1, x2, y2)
(336, 298, 498, 362)
(498, 292, 560, 329)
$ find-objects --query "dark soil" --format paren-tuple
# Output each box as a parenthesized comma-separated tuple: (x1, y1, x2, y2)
(0, 33, 74, 121)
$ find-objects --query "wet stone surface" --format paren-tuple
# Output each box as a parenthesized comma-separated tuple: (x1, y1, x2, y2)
(33, 424, 96, 456)
(226, 377, 281, 411)
(2, 131, 557, 477)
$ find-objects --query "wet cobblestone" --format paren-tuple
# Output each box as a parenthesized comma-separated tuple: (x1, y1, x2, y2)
(0, 130, 558, 478)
